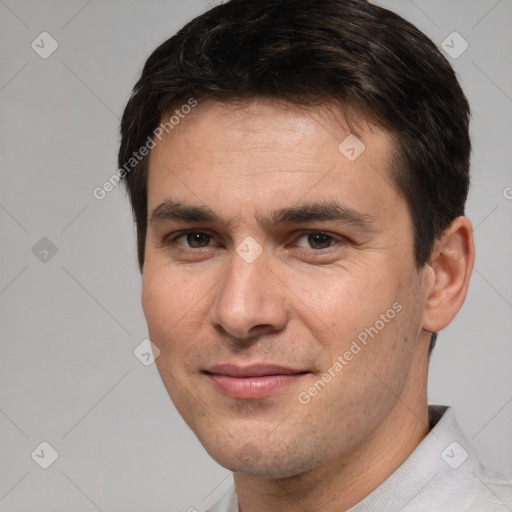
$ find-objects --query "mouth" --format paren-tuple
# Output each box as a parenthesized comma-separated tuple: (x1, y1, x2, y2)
(204, 364, 310, 399)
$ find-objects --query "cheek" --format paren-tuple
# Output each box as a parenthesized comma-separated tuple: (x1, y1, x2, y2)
(141, 264, 222, 374)
(141, 267, 207, 419)
(141, 266, 199, 344)
(289, 265, 390, 342)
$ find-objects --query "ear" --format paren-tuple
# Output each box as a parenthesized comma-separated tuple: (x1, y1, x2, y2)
(422, 216, 475, 333)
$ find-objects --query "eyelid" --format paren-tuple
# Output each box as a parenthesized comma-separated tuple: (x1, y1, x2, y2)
(170, 229, 218, 248)
(158, 229, 213, 250)
(290, 230, 346, 248)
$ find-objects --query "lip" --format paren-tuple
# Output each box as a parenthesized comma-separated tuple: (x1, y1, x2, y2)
(205, 364, 309, 399)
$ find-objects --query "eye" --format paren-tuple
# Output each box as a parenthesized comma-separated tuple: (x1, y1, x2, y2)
(294, 232, 337, 249)
(173, 231, 213, 248)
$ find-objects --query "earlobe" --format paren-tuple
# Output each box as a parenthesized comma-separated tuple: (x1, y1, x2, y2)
(422, 216, 475, 333)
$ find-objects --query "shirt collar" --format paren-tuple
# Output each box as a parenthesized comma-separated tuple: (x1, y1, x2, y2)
(349, 405, 479, 511)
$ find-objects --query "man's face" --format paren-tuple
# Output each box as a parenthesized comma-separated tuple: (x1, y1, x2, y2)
(142, 99, 431, 478)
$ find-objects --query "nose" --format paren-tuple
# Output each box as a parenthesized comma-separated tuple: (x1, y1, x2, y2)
(209, 248, 288, 343)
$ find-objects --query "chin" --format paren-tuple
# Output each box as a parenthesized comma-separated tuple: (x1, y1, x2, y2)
(203, 436, 327, 480)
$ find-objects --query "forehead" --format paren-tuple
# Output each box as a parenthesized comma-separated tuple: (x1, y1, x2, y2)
(146, 99, 403, 226)
(153, 98, 391, 157)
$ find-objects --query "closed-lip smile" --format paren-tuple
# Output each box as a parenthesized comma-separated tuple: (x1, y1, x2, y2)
(204, 364, 309, 399)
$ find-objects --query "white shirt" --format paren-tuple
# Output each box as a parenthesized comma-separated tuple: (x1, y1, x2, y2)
(206, 405, 512, 511)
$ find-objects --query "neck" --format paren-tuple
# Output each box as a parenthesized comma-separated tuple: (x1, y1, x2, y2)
(233, 345, 430, 512)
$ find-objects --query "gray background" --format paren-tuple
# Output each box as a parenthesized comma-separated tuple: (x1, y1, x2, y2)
(0, 0, 511, 510)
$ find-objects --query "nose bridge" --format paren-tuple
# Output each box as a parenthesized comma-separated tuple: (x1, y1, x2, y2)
(210, 249, 287, 340)
(225, 252, 259, 299)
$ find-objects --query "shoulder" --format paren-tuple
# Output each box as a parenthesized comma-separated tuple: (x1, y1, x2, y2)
(466, 464, 512, 511)
(406, 406, 512, 511)
(427, 463, 512, 511)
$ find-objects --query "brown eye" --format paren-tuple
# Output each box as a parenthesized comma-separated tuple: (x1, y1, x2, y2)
(174, 232, 212, 248)
(187, 232, 211, 248)
(302, 232, 335, 249)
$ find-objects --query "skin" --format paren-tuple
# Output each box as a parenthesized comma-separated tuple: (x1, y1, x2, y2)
(141, 99, 475, 511)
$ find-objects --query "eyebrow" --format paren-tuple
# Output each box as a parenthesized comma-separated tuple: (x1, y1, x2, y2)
(149, 199, 375, 230)
(265, 202, 375, 229)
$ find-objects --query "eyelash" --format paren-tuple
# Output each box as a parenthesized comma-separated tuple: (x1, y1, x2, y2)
(166, 230, 344, 251)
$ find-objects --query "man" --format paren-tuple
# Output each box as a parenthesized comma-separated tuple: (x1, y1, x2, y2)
(118, 0, 512, 510)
